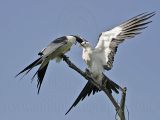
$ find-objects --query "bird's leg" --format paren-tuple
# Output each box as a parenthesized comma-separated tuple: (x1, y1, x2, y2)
(61, 54, 69, 59)
(85, 68, 91, 75)
(62, 55, 87, 77)
(62, 55, 73, 67)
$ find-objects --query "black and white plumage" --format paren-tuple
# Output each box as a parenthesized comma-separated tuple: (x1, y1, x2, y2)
(65, 12, 155, 114)
(80, 12, 155, 81)
(16, 35, 80, 94)
(65, 74, 119, 115)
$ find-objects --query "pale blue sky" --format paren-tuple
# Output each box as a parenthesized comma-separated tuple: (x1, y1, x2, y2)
(0, 0, 160, 120)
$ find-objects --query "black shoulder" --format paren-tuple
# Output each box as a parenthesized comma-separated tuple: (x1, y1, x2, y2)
(52, 36, 67, 43)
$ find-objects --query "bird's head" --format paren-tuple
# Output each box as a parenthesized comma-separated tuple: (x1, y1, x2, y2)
(80, 41, 90, 48)
(66, 35, 87, 46)
(66, 35, 77, 44)
(72, 35, 90, 48)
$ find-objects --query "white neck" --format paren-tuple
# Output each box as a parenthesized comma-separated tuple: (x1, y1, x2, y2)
(66, 36, 76, 43)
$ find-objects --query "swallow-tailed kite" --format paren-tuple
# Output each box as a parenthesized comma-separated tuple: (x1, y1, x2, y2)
(65, 12, 155, 114)
(16, 35, 82, 93)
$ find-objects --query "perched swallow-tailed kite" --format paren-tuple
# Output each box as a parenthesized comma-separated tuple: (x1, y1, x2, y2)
(16, 35, 82, 93)
(65, 12, 155, 114)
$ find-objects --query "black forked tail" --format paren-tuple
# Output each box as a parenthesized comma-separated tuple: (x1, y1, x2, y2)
(65, 81, 99, 115)
(15, 57, 42, 77)
(103, 74, 120, 94)
(65, 75, 120, 115)
(36, 62, 49, 94)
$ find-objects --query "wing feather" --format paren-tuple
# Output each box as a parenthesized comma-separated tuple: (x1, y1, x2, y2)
(40, 38, 67, 57)
(96, 12, 155, 70)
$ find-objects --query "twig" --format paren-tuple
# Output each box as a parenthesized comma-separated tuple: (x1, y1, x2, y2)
(117, 87, 127, 120)
(126, 105, 130, 120)
(62, 55, 101, 89)
(62, 55, 126, 120)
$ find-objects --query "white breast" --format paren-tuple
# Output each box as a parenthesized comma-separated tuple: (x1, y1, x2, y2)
(90, 51, 104, 76)
(82, 48, 104, 79)
(82, 48, 92, 67)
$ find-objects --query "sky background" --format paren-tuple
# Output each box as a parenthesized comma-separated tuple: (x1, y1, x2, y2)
(0, 0, 160, 120)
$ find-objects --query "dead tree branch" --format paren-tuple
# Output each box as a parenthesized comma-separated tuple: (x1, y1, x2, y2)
(118, 87, 127, 120)
(62, 55, 127, 120)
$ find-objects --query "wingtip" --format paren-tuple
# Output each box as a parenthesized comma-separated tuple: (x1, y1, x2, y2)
(148, 11, 156, 16)
(142, 11, 156, 19)
(131, 11, 156, 21)
(147, 11, 156, 17)
(141, 11, 156, 16)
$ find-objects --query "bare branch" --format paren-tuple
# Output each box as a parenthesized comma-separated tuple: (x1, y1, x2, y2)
(62, 55, 127, 120)
(117, 87, 127, 120)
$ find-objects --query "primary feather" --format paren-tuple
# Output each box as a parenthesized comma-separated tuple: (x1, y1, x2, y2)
(96, 12, 155, 70)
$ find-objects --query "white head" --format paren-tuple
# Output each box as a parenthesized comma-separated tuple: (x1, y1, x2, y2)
(80, 41, 91, 48)
(66, 35, 77, 43)
(70, 35, 91, 49)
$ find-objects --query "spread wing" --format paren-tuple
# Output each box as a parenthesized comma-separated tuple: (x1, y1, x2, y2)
(65, 81, 99, 115)
(95, 12, 155, 70)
